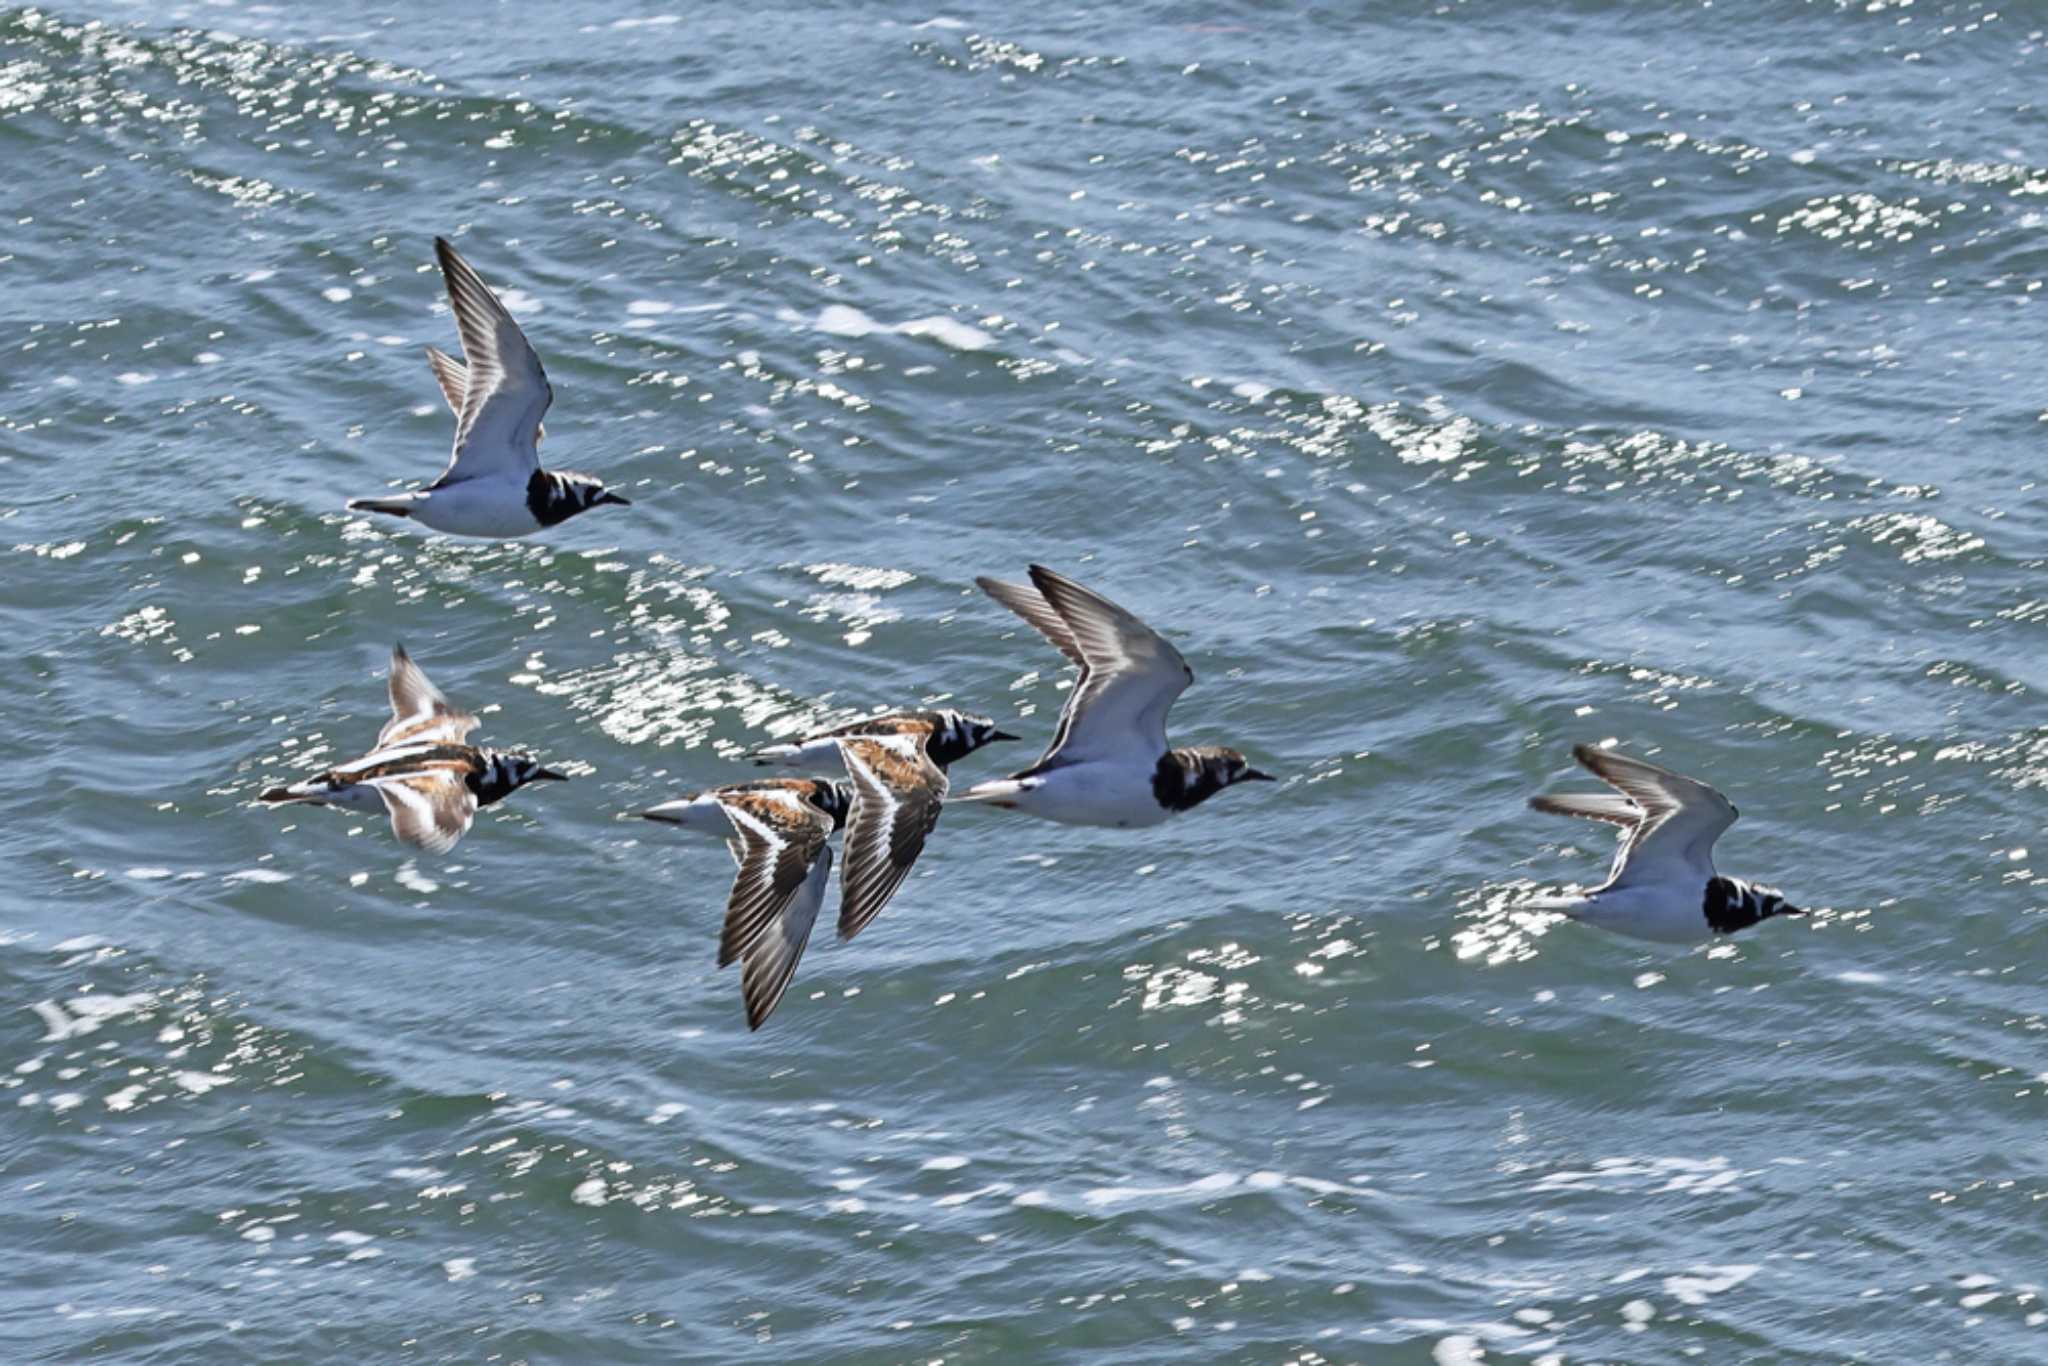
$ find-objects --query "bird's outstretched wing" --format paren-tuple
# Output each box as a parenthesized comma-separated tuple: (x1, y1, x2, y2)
(372, 768, 478, 854)
(377, 644, 479, 748)
(427, 236, 551, 488)
(836, 735, 946, 942)
(977, 564, 1191, 771)
(423, 344, 543, 445)
(1542, 743, 1738, 889)
(713, 787, 837, 1029)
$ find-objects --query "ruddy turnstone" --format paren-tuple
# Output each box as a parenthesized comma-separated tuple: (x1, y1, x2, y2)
(259, 644, 566, 854)
(750, 709, 1016, 939)
(1526, 742, 1803, 944)
(751, 709, 1015, 774)
(640, 778, 853, 1029)
(346, 237, 630, 537)
(958, 564, 1273, 828)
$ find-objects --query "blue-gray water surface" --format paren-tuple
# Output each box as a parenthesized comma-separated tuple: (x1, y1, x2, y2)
(3, 1, 2045, 1360)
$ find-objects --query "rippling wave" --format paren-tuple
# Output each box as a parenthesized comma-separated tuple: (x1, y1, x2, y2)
(2, 0, 2044, 1359)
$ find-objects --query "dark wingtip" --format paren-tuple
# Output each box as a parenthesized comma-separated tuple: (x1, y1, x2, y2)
(1242, 768, 1276, 782)
(990, 730, 1021, 742)
(259, 786, 293, 803)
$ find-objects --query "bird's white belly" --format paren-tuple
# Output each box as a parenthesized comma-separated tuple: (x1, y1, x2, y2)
(1572, 885, 1712, 945)
(409, 479, 539, 538)
(1010, 761, 1170, 829)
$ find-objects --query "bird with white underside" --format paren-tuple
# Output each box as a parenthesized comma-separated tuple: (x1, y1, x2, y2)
(1525, 742, 1803, 944)
(346, 237, 630, 538)
(259, 644, 567, 854)
(958, 563, 1273, 828)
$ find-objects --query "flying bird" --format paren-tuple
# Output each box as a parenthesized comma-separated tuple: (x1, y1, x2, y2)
(260, 645, 567, 853)
(346, 237, 630, 537)
(640, 778, 854, 1030)
(751, 709, 1014, 939)
(750, 709, 1014, 775)
(958, 564, 1272, 827)
(1525, 742, 1803, 944)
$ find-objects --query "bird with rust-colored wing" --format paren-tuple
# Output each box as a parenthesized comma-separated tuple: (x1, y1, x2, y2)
(750, 708, 1014, 774)
(640, 779, 854, 1030)
(749, 707, 1015, 942)
(259, 645, 568, 854)
(833, 734, 948, 943)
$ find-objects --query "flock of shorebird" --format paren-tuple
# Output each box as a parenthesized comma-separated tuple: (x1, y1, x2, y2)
(260, 238, 1802, 1029)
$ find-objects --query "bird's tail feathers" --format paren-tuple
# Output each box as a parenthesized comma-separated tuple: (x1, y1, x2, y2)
(953, 778, 1033, 804)
(347, 497, 415, 519)
(260, 782, 320, 805)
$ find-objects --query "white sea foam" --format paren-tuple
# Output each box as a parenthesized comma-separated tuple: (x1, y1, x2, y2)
(395, 864, 439, 894)
(1081, 1172, 1238, 1209)
(31, 992, 153, 1042)
(797, 304, 994, 352)
(1664, 1264, 1758, 1306)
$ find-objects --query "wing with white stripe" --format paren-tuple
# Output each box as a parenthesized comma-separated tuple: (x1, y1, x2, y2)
(712, 788, 836, 1028)
(736, 841, 829, 1031)
(371, 769, 478, 855)
(377, 644, 479, 748)
(428, 236, 550, 487)
(1572, 743, 1737, 889)
(836, 735, 946, 942)
(424, 344, 542, 445)
(980, 564, 1191, 771)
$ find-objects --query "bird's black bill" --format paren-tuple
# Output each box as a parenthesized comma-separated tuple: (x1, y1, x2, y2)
(991, 730, 1021, 742)
(597, 491, 632, 507)
(535, 768, 572, 782)
(1242, 769, 1277, 782)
